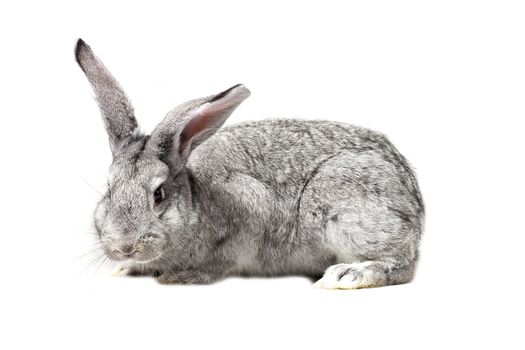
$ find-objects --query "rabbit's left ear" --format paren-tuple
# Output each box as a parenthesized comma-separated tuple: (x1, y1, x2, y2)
(75, 39, 139, 155)
(149, 84, 250, 165)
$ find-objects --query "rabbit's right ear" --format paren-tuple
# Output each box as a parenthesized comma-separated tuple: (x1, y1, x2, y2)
(147, 84, 250, 170)
(75, 39, 139, 154)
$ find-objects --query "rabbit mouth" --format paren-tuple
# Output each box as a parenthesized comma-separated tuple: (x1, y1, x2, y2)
(103, 245, 161, 264)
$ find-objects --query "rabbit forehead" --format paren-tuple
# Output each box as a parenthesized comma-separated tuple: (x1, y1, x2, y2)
(108, 151, 169, 189)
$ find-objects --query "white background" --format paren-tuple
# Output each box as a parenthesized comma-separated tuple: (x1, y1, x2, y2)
(1, 1, 524, 349)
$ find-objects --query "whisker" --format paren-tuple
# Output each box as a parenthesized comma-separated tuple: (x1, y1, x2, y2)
(80, 177, 104, 196)
(101, 256, 114, 272)
(74, 246, 104, 261)
(95, 256, 110, 273)
(80, 252, 105, 275)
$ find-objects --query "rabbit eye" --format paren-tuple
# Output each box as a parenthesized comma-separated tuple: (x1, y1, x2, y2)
(153, 186, 165, 205)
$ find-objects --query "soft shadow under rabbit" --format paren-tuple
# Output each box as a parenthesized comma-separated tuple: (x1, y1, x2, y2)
(76, 39, 424, 289)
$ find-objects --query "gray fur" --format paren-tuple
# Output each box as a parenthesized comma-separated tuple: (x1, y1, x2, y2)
(75, 39, 139, 155)
(77, 39, 424, 289)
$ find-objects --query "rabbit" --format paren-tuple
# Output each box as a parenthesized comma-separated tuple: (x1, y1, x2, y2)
(76, 38, 424, 289)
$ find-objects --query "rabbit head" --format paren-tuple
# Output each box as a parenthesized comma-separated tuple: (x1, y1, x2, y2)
(75, 39, 250, 263)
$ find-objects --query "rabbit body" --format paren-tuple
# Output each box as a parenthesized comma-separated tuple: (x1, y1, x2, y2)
(76, 39, 423, 289)
(174, 120, 424, 287)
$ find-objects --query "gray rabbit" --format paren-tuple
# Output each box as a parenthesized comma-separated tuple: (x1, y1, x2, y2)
(76, 39, 424, 289)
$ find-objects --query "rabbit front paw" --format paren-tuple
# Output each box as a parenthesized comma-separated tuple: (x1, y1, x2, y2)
(111, 263, 159, 277)
(112, 263, 139, 277)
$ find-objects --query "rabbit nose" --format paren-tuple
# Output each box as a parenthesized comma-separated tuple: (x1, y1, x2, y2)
(114, 244, 136, 256)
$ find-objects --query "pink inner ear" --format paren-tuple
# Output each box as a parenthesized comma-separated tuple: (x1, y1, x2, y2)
(177, 85, 250, 154)
(179, 114, 203, 154)
(178, 107, 218, 154)
(178, 103, 231, 154)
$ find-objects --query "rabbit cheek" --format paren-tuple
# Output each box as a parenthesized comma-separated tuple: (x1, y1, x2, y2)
(93, 197, 110, 237)
(132, 235, 164, 263)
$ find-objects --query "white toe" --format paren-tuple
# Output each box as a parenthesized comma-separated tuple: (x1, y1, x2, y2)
(314, 262, 374, 290)
(111, 264, 131, 277)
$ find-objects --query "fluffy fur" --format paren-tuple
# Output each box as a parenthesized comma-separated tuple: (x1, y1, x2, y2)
(76, 39, 424, 289)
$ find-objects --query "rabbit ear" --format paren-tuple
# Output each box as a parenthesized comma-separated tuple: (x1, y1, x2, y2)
(75, 39, 139, 154)
(149, 84, 250, 165)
